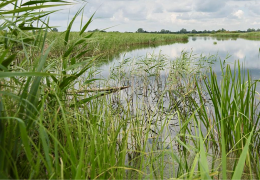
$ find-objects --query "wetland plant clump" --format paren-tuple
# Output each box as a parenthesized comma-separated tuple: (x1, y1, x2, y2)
(47, 31, 188, 58)
(0, 1, 260, 179)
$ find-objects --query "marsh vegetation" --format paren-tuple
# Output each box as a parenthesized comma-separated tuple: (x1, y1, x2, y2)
(47, 32, 188, 57)
(1, 1, 260, 179)
(192, 31, 260, 41)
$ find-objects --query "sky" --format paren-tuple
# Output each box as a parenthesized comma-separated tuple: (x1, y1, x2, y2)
(47, 0, 260, 32)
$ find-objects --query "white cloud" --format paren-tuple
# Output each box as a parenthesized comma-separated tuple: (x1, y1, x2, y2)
(235, 50, 245, 59)
(233, 10, 244, 19)
(42, 0, 260, 32)
(170, 13, 177, 23)
(110, 10, 129, 22)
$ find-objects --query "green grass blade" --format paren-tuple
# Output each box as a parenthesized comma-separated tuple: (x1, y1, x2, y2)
(70, 92, 110, 107)
(59, 55, 100, 90)
(199, 123, 211, 179)
(0, 0, 16, 9)
(189, 153, 199, 179)
(79, 11, 95, 35)
(1, 4, 70, 15)
(64, 6, 85, 46)
(2, 117, 33, 163)
(21, 0, 69, 6)
(39, 123, 53, 175)
(232, 129, 254, 180)
(1, 53, 17, 68)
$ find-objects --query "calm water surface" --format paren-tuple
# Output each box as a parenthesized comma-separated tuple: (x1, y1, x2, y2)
(95, 37, 260, 173)
(99, 36, 260, 80)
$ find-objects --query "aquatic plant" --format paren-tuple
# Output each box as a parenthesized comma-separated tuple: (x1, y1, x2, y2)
(47, 31, 188, 58)
(0, 1, 260, 179)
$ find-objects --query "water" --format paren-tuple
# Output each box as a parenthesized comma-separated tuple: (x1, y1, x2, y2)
(92, 36, 260, 131)
(92, 36, 260, 178)
(99, 36, 260, 81)
(94, 35, 260, 144)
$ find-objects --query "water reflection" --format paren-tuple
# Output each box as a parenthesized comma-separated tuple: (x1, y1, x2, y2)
(99, 36, 260, 175)
(97, 40, 188, 67)
(88, 37, 260, 166)
(98, 36, 260, 81)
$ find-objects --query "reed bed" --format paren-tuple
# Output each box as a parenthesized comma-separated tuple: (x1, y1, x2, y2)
(47, 31, 188, 58)
(194, 32, 260, 40)
(1, 1, 260, 179)
(239, 32, 260, 40)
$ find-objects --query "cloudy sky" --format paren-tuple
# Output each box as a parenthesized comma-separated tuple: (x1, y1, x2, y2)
(49, 0, 260, 32)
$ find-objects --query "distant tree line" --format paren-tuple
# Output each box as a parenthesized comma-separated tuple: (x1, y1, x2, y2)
(136, 27, 260, 34)
(52, 28, 58, 32)
(88, 29, 107, 32)
(52, 27, 260, 34)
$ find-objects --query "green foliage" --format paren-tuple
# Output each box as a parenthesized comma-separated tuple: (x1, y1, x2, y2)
(0, 0, 260, 179)
(180, 28, 187, 33)
(137, 28, 145, 33)
(200, 31, 260, 40)
(52, 28, 58, 32)
(0, 0, 115, 179)
(190, 61, 260, 179)
(47, 31, 188, 58)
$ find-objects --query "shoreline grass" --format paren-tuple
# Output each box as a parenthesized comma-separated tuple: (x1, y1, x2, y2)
(47, 32, 188, 58)
(1, 1, 260, 179)
(189, 31, 260, 40)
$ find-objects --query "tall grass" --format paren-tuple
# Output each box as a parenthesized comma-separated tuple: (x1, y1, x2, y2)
(0, 1, 260, 179)
(239, 32, 260, 40)
(191, 62, 260, 179)
(46, 31, 188, 59)
(195, 32, 260, 40)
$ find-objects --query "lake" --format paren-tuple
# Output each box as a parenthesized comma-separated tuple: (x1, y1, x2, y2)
(94, 35, 260, 155)
(98, 36, 260, 81)
(82, 36, 260, 179)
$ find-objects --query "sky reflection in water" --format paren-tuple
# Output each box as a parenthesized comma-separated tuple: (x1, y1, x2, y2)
(99, 36, 260, 81)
